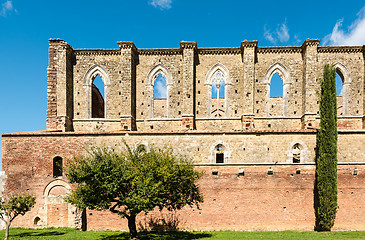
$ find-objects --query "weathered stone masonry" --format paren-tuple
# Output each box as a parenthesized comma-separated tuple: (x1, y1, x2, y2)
(2, 38, 365, 231)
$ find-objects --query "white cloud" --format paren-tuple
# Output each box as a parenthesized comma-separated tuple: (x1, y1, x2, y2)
(324, 6, 365, 46)
(264, 20, 290, 44)
(277, 22, 289, 42)
(294, 34, 301, 44)
(264, 26, 276, 44)
(149, 0, 172, 10)
(0, 0, 13, 17)
(154, 79, 167, 98)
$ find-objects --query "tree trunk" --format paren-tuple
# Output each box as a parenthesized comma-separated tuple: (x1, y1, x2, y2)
(4, 221, 11, 240)
(127, 214, 138, 240)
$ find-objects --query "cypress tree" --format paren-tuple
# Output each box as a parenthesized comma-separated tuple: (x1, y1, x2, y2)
(316, 64, 338, 231)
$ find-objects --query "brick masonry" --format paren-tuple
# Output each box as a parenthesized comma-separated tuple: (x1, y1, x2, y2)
(2, 38, 365, 231)
(2, 132, 365, 230)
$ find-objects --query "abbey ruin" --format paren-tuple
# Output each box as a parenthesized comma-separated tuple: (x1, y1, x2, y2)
(2, 38, 365, 230)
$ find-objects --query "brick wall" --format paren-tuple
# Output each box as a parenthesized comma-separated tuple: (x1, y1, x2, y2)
(3, 38, 365, 231)
(2, 132, 365, 230)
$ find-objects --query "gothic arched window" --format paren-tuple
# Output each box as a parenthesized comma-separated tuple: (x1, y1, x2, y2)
(263, 63, 291, 117)
(211, 70, 226, 117)
(153, 73, 168, 118)
(205, 63, 231, 118)
(92, 75, 105, 118)
(146, 64, 172, 119)
(83, 65, 111, 119)
(334, 63, 351, 116)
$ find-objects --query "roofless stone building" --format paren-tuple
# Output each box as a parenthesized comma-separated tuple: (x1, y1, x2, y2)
(2, 39, 365, 230)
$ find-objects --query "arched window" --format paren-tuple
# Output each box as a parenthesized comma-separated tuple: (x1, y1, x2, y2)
(336, 70, 344, 116)
(34, 217, 41, 225)
(205, 63, 231, 118)
(292, 143, 301, 163)
(270, 73, 283, 97)
(334, 63, 351, 116)
(211, 71, 226, 117)
(153, 73, 167, 118)
(264, 63, 291, 117)
(286, 142, 309, 163)
(215, 144, 225, 163)
(268, 73, 284, 116)
(134, 143, 148, 154)
(83, 65, 110, 119)
(146, 64, 172, 119)
(336, 71, 343, 97)
(92, 75, 105, 118)
(53, 156, 63, 178)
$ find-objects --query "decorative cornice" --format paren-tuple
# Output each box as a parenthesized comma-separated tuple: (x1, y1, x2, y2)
(71, 41, 364, 56)
(257, 47, 302, 54)
(138, 48, 182, 55)
(117, 41, 137, 52)
(74, 49, 120, 56)
(318, 46, 363, 53)
(49, 38, 73, 49)
(241, 40, 258, 48)
(197, 47, 241, 55)
(49, 38, 67, 45)
(301, 39, 321, 48)
(2, 128, 318, 137)
(180, 41, 197, 50)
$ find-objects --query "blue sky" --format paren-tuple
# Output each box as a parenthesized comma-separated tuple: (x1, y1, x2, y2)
(1, 0, 365, 170)
(153, 74, 167, 99)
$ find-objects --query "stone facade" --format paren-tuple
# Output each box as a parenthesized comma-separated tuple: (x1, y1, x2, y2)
(45, 39, 365, 133)
(2, 38, 365, 231)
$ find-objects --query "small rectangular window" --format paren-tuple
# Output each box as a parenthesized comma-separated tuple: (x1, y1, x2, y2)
(216, 153, 224, 163)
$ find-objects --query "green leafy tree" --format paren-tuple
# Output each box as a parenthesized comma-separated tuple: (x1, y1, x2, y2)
(66, 144, 203, 240)
(0, 194, 36, 240)
(316, 64, 338, 231)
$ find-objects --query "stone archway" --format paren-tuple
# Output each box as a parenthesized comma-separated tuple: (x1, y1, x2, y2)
(44, 180, 79, 228)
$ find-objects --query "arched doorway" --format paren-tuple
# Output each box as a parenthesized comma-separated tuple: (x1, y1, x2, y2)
(44, 180, 81, 228)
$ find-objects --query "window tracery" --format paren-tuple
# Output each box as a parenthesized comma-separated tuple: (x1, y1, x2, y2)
(205, 63, 231, 118)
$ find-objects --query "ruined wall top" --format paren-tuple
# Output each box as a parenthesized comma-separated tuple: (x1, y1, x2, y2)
(52, 38, 364, 55)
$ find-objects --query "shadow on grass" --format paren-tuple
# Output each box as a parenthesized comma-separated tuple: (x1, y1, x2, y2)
(101, 231, 212, 240)
(13, 230, 67, 237)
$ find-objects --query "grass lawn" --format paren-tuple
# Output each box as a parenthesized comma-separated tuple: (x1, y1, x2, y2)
(0, 228, 365, 239)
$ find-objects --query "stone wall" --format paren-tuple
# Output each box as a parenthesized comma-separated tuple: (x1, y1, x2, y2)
(2, 131, 365, 230)
(2, 39, 365, 231)
(2, 132, 365, 230)
(153, 99, 167, 118)
(45, 39, 365, 132)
